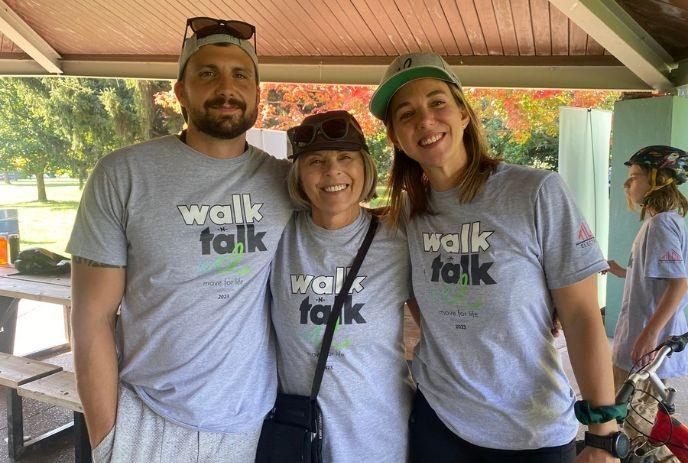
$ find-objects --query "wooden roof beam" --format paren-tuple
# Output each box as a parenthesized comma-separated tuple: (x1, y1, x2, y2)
(548, 0, 675, 90)
(0, 57, 649, 90)
(0, 0, 61, 74)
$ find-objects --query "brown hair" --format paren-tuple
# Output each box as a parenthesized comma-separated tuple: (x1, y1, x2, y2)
(287, 149, 378, 211)
(631, 166, 688, 220)
(384, 82, 500, 229)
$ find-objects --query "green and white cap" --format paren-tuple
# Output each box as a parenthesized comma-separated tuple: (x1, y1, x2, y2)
(369, 52, 462, 121)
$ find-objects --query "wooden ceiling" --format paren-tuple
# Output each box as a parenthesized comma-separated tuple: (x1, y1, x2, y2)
(0, 0, 609, 58)
(617, 0, 688, 61)
(0, 0, 685, 90)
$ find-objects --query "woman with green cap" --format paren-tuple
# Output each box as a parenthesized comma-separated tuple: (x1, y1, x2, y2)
(268, 110, 413, 462)
(369, 53, 624, 463)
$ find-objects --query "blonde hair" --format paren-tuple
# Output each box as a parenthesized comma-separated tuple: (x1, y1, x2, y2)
(628, 166, 688, 220)
(287, 150, 377, 210)
(384, 82, 500, 229)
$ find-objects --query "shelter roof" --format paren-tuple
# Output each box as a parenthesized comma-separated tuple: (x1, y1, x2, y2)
(1, 0, 686, 90)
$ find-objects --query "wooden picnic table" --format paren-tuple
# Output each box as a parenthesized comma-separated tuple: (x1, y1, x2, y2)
(0, 265, 71, 357)
(0, 266, 87, 461)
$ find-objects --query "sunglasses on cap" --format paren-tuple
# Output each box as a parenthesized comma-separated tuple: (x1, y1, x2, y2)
(183, 17, 257, 53)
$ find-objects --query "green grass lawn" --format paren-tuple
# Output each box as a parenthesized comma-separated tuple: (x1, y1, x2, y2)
(0, 179, 82, 256)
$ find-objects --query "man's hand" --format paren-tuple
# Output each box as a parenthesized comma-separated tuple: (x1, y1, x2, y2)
(574, 446, 619, 463)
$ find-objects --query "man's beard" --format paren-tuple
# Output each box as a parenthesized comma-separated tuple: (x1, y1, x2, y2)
(189, 96, 258, 140)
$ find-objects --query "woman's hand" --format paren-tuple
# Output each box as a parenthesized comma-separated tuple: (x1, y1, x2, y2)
(631, 327, 660, 364)
(632, 278, 688, 364)
(602, 260, 626, 278)
(574, 446, 619, 463)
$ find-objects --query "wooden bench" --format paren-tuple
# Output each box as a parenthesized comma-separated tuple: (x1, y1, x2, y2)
(0, 354, 90, 462)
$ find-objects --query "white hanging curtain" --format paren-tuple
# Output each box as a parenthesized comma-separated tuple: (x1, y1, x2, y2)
(558, 106, 612, 309)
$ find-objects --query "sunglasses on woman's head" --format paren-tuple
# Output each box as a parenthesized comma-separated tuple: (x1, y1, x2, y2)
(288, 116, 365, 148)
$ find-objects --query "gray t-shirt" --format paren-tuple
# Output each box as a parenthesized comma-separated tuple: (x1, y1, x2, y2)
(67, 135, 292, 433)
(270, 210, 413, 463)
(407, 163, 608, 450)
(612, 211, 688, 377)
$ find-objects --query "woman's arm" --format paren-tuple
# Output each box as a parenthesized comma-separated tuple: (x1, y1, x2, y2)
(631, 278, 688, 363)
(552, 274, 619, 463)
(604, 260, 627, 278)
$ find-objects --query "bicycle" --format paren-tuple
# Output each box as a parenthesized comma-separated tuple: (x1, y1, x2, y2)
(615, 332, 688, 462)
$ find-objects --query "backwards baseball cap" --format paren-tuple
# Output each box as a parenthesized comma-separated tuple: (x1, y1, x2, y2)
(287, 110, 369, 160)
(178, 17, 259, 81)
(369, 52, 462, 121)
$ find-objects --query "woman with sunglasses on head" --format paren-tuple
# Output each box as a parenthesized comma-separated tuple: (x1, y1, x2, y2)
(369, 53, 624, 463)
(267, 110, 413, 462)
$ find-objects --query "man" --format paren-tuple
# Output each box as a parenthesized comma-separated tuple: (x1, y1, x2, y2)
(67, 18, 291, 462)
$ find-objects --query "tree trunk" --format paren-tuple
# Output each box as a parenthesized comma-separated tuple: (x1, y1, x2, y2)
(137, 80, 155, 139)
(36, 171, 47, 201)
(78, 165, 87, 189)
(3, 170, 10, 184)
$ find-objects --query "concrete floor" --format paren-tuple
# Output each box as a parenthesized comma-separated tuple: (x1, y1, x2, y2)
(2, 301, 688, 462)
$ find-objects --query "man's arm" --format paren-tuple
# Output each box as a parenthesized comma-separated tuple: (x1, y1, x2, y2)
(553, 275, 619, 463)
(71, 257, 125, 447)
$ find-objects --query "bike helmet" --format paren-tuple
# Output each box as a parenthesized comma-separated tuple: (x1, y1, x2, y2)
(624, 145, 688, 188)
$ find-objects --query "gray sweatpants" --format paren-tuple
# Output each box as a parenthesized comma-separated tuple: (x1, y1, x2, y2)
(92, 385, 263, 463)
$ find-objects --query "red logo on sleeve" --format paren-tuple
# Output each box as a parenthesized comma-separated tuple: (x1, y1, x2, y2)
(578, 223, 594, 241)
(576, 222, 596, 249)
(659, 250, 683, 262)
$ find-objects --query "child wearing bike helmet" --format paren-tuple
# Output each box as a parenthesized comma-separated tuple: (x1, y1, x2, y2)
(609, 145, 688, 457)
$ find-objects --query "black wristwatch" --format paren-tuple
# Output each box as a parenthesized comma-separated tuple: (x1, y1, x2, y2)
(584, 431, 630, 458)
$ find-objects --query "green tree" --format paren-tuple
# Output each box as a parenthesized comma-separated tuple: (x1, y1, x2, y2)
(136, 80, 183, 137)
(0, 78, 70, 200)
(0, 150, 15, 184)
(99, 79, 146, 146)
(0, 77, 181, 197)
(466, 88, 619, 170)
(45, 78, 120, 187)
(367, 130, 393, 184)
(47, 78, 179, 187)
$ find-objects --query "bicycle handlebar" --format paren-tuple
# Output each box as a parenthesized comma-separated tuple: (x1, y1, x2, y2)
(615, 382, 636, 406)
(663, 332, 688, 354)
(614, 331, 688, 406)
